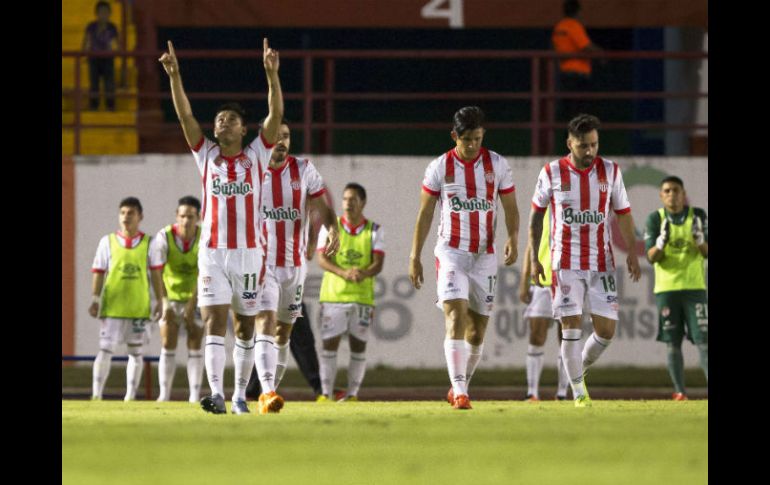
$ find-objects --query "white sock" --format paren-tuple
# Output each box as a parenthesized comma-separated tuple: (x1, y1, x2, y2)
(444, 339, 468, 397)
(582, 333, 612, 371)
(561, 329, 586, 398)
(254, 334, 277, 394)
(320, 350, 338, 397)
(556, 355, 570, 398)
(125, 351, 143, 401)
(232, 338, 255, 402)
(157, 348, 176, 401)
(347, 351, 367, 397)
(274, 341, 290, 389)
(187, 349, 204, 403)
(92, 349, 113, 399)
(526, 344, 545, 398)
(204, 335, 226, 397)
(464, 342, 484, 389)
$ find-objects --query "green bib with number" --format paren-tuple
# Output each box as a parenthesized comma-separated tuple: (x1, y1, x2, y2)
(163, 225, 200, 302)
(100, 234, 151, 319)
(319, 218, 375, 306)
(653, 207, 706, 293)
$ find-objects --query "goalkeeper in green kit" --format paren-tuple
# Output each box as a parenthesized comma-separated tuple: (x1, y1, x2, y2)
(644, 176, 708, 401)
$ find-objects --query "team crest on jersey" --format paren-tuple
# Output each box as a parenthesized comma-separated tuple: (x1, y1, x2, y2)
(562, 183, 571, 191)
(598, 179, 609, 192)
(290, 179, 301, 190)
(445, 175, 455, 183)
(238, 156, 252, 170)
(484, 171, 495, 184)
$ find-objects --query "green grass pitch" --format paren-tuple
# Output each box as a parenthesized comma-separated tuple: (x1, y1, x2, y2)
(62, 399, 707, 485)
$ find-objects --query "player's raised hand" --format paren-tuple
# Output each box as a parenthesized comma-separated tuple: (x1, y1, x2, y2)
(409, 258, 424, 289)
(503, 237, 518, 266)
(263, 38, 280, 73)
(159, 40, 180, 77)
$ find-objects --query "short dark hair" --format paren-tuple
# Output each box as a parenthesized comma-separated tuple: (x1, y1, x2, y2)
(660, 176, 684, 189)
(567, 113, 600, 137)
(344, 183, 367, 202)
(119, 197, 143, 214)
(216, 102, 247, 125)
(177, 195, 201, 213)
(452, 106, 485, 136)
(564, 0, 581, 17)
(95, 1, 111, 13)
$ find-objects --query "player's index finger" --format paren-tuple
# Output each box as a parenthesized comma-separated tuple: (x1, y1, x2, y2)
(263, 38, 269, 51)
(167, 40, 175, 55)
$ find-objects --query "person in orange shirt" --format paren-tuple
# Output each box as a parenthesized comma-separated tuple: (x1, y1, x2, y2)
(552, 0, 604, 120)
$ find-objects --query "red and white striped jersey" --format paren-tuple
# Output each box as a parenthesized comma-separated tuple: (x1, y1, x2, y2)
(531, 155, 631, 272)
(261, 156, 326, 267)
(422, 147, 516, 254)
(191, 134, 272, 249)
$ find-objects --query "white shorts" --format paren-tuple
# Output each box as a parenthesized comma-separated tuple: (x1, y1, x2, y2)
(434, 243, 498, 316)
(159, 301, 203, 329)
(100, 318, 150, 348)
(197, 247, 264, 316)
(553, 269, 618, 321)
(256, 264, 307, 323)
(319, 303, 374, 342)
(523, 285, 555, 320)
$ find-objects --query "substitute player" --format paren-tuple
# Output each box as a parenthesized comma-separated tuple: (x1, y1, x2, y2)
(89, 197, 163, 401)
(153, 196, 204, 403)
(518, 207, 571, 401)
(316, 183, 384, 402)
(409, 106, 520, 410)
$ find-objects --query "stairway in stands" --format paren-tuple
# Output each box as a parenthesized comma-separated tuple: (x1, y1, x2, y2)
(62, 0, 138, 155)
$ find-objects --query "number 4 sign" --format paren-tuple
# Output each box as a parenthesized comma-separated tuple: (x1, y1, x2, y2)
(421, 0, 464, 28)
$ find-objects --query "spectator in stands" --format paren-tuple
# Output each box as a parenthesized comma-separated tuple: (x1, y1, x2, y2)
(82, 1, 119, 111)
(552, 0, 604, 120)
(644, 176, 708, 401)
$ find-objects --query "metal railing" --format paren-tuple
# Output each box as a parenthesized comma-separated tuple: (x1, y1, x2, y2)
(62, 49, 707, 155)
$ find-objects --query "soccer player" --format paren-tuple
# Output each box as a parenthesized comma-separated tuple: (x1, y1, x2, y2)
(256, 119, 339, 396)
(152, 196, 204, 403)
(89, 197, 163, 401)
(644, 176, 708, 401)
(409, 106, 520, 410)
(529, 113, 641, 408)
(316, 183, 384, 402)
(159, 38, 284, 415)
(518, 207, 571, 401)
